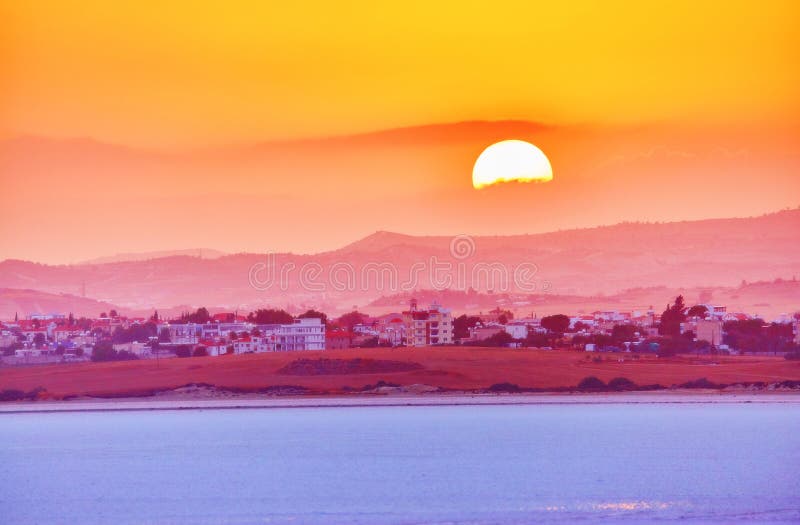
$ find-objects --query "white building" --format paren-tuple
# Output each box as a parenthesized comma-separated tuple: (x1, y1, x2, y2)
(504, 321, 531, 340)
(264, 318, 326, 351)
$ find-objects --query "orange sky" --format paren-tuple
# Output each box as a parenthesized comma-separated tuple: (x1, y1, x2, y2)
(1, 1, 799, 262)
(3, 1, 799, 146)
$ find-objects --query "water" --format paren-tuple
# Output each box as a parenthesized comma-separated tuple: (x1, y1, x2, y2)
(1, 403, 799, 524)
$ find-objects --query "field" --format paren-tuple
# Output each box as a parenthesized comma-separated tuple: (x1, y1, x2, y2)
(2, 347, 800, 399)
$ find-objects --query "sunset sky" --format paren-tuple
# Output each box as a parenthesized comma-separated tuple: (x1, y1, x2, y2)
(1, 1, 799, 262)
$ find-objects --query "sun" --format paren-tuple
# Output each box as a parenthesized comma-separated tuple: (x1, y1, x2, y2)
(472, 140, 553, 189)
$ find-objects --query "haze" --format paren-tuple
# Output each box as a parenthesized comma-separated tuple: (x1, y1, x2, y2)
(1, 1, 799, 263)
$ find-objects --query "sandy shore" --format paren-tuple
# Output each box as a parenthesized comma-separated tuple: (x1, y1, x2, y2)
(2, 390, 799, 414)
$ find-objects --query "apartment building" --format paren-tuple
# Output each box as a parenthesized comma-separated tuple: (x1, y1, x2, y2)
(402, 299, 453, 347)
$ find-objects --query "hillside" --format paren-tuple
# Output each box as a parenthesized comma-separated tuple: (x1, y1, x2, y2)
(0, 209, 797, 314)
(0, 289, 121, 319)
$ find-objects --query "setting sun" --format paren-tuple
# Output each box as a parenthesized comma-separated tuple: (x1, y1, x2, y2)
(472, 140, 553, 189)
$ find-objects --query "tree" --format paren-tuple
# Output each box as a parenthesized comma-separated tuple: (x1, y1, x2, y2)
(91, 340, 117, 362)
(33, 332, 46, 347)
(687, 304, 709, 319)
(158, 327, 171, 343)
(355, 336, 382, 348)
(453, 315, 481, 339)
(658, 295, 687, 337)
(541, 314, 570, 334)
(611, 324, 637, 344)
(247, 308, 293, 325)
(476, 331, 514, 347)
(182, 307, 211, 324)
(723, 319, 793, 353)
(524, 331, 553, 348)
(337, 311, 366, 331)
(112, 322, 157, 344)
(573, 321, 590, 332)
(298, 309, 328, 326)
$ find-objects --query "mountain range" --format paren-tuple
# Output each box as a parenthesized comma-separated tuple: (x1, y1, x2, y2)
(0, 208, 797, 318)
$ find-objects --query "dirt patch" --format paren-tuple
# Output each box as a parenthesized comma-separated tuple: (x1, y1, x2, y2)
(277, 358, 423, 376)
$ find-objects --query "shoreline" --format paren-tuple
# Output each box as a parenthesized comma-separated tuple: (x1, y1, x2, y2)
(3, 390, 800, 414)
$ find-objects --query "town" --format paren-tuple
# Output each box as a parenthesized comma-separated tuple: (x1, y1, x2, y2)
(2, 296, 799, 366)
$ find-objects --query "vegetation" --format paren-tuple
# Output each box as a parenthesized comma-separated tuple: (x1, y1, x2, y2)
(487, 382, 522, 393)
(174, 345, 192, 358)
(247, 308, 293, 325)
(610, 324, 637, 345)
(298, 309, 328, 326)
(658, 295, 686, 337)
(577, 376, 606, 391)
(0, 387, 47, 401)
(336, 311, 366, 331)
(541, 314, 570, 334)
(180, 307, 211, 324)
(687, 304, 709, 318)
(723, 319, 797, 354)
(90, 340, 138, 362)
(607, 377, 636, 391)
(112, 322, 157, 344)
(474, 331, 515, 347)
(453, 314, 481, 339)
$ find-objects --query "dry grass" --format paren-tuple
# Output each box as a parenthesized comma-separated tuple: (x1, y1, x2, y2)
(1, 347, 799, 398)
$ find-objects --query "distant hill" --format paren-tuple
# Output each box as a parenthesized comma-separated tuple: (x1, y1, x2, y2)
(78, 248, 226, 265)
(0, 209, 797, 314)
(366, 279, 800, 320)
(0, 289, 121, 320)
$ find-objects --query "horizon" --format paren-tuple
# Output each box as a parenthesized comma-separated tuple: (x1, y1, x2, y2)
(1, 205, 798, 265)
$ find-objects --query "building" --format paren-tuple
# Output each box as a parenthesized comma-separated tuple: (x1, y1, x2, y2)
(402, 300, 453, 347)
(376, 314, 406, 347)
(469, 324, 505, 342)
(504, 323, 527, 340)
(258, 317, 326, 351)
(696, 319, 724, 345)
(113, 342, 152, 357)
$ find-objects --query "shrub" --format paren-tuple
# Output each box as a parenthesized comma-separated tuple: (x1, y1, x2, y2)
(577, 376, 607, 391)
(679, 378, 720, 389)
(0, 387, 48, 401)
(0, 389, 26, 401)
(607, 377, 637, 391)
(174, 345, 192, 358)
(193, 346, 208, 357)
(488, 382, 522, 393)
